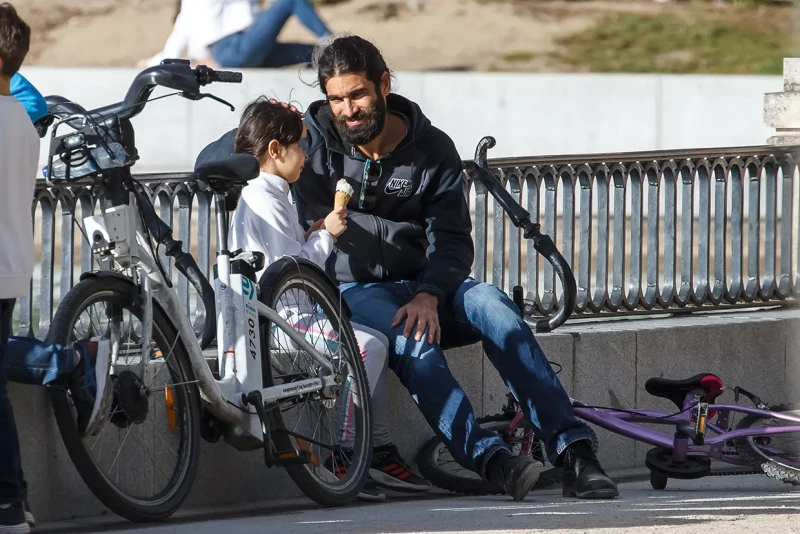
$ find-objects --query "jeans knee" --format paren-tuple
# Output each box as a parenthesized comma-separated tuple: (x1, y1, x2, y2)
(461, 283, 522, 328)
(388, 335, 443, 383)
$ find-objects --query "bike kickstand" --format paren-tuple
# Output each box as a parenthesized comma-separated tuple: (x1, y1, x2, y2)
(244, 390, 312, 468)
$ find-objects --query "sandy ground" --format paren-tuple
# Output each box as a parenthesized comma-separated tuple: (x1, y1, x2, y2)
(15, 0, 661, 72)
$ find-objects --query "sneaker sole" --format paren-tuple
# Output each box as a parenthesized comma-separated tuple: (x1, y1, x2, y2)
(564, 487, 620, 499)
(357, 491, 387, 503)
(0, 523, 32, 534)
(370, 469, 432, 493)
(510, 462, 544, 502)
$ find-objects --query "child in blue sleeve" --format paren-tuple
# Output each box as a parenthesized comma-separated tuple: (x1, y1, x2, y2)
(10, 72, 46, 123)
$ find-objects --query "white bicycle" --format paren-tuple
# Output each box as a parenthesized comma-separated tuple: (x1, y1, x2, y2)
(34, 61, 373, 522)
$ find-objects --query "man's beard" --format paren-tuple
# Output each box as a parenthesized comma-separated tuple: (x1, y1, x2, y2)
(334, 95, 387, 146)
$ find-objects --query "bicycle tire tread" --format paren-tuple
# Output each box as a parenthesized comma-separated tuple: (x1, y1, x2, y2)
(733, 403, 800, 486)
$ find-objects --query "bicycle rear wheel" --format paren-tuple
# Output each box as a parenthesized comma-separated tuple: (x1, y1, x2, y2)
(47, 275, 202, 522)
(258, 258, 372, 506)
(415, 413, 566, 495)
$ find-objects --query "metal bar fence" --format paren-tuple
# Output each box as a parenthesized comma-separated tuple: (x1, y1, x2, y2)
(21, 145, 800, 338)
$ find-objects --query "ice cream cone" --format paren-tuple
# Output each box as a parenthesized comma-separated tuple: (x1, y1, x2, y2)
(335, 179, 354, 208)
(334, 191, 351, 208)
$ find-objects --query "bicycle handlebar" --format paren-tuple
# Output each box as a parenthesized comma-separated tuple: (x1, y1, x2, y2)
(463, 136, 577, 333)
(37, 60, 242, 350)
(42, 60, 241, 124)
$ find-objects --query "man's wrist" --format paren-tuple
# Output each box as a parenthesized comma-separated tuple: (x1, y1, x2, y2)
(415, 290, 439, 307)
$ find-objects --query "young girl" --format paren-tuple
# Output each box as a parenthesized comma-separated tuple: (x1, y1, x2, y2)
(227, 97, 391, 502)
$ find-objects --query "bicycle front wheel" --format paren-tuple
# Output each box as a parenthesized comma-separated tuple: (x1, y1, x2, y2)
(258, 258, 372, 507)
(47, 275, 202, 522)
(734, 403, 800, 486)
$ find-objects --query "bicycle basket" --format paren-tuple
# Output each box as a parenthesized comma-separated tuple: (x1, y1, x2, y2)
(43, 130, 129, 183)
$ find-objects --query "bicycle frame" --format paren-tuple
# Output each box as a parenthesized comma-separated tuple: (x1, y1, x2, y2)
(86, 186, 343, 444)
(576, 404, 800, 447)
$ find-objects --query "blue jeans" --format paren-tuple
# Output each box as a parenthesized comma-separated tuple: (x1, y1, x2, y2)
(0, 299, 25, 504)
(340, 279, 591, 476)
(211, 0, 331, 68)
(4, 337, 75, 386)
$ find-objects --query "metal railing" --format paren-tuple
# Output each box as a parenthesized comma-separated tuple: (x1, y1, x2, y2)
(23, 144, 800, 338)
(476, 144, 800, 317)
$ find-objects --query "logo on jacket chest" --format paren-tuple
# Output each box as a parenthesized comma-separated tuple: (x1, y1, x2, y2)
(384, 177, 414, 198)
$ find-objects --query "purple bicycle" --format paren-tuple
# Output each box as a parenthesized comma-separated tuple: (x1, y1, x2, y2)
(416, 137, 800, 495)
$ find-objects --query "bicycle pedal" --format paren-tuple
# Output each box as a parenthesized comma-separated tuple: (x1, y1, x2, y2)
(271, 449, 312, 466)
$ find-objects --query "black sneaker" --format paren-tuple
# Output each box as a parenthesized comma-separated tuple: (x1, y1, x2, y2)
(485, 449, 544, 502)
(322, 449, 386, 502)
(559, 439, 619, 499)
(371, 444, 432, 493)
(0, 503, 30, 534)
(68, 338, 112, 436)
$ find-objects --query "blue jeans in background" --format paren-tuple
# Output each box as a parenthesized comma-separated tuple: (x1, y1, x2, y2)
(0, 299, 25, 505)
(211, 0, 332, 68)
(3, 337, 75, 386)
(0, 301, 76, 505)
(340, 278, 592, 477)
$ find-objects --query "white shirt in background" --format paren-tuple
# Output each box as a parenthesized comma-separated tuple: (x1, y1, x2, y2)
(0, 95, 38, 298)
(146, 0, 260, 66)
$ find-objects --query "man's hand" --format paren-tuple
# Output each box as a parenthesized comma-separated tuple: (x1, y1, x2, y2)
(304, 218, 325, 241)
(267, 98, 305, 118)
(392, 292, 440, 344)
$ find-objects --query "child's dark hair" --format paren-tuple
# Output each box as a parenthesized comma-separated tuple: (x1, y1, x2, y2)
(234, 97, 304, 161)
(0, 2, 30, 77)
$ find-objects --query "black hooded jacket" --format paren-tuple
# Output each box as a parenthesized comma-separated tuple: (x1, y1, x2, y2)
(195, 93, 474, 306)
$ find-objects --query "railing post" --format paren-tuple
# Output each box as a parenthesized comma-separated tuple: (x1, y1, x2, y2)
(765, 58, 800, 146)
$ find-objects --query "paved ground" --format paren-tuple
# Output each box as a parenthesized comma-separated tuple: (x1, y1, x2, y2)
(39, 474, 800, 534)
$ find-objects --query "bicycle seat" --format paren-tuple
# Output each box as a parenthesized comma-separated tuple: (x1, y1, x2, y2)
(645, 373, 724, 409)
(194, 154, 260, 188)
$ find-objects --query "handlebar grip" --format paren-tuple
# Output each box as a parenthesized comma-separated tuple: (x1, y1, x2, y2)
(531, 233, 577, 333)
(210, 70, 242, 83)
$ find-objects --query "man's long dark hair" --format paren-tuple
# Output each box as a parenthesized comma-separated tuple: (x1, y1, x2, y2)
(312, 34, 392, 97)
(312, 35, 394, 146)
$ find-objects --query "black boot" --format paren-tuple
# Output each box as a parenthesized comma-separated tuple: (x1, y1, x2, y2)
(485, 450, 544, 501)
(559, 439, 619, 499)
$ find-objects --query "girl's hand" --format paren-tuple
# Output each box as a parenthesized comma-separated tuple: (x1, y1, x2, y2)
(322, 207, 347, 238)
(304, 218, 324, 241)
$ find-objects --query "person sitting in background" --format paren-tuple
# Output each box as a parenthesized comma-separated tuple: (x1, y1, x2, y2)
(139, 0, 332, 70)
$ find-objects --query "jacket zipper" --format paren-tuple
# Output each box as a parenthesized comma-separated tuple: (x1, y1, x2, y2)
(375, 216, 386, 279)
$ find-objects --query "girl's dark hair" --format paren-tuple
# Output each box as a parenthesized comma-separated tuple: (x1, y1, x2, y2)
(312, 34, 392, 95)
(234, 97, 304, 161)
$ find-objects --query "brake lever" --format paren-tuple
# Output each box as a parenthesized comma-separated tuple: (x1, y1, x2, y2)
(182, 92, 235, 111)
